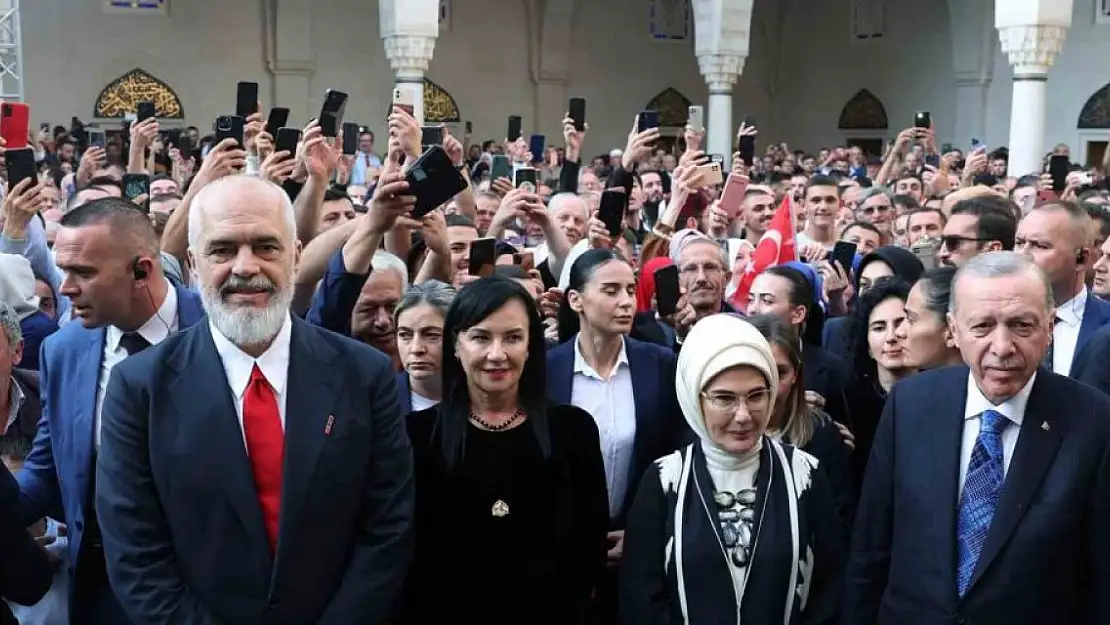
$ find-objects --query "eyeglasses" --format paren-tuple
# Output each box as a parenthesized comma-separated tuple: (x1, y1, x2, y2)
(940, 235, 992, 250)
(701, 387, 772, 414)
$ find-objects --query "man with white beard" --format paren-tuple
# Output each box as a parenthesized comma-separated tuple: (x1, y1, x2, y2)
(95, 175, 415, 624)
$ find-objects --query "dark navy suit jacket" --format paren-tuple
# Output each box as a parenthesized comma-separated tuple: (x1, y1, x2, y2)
(396, 371, 412, 415)
(844, 366, 1110, 625)
(94, 316, 414, 624)
(1067, 294, 1110, 395)
(16, 285, 205, 587)
(0, 464, 52, 625)
(545, 336, 689, 528)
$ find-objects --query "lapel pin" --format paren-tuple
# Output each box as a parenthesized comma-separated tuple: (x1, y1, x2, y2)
(1041, 421, 1050, 431)
(324, 415, 335, 435)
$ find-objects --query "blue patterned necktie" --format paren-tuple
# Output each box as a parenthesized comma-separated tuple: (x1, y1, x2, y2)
(956, 409, 1009, 597)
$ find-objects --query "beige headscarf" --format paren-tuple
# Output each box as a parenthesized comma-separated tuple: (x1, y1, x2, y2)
(0, 253, 40, 321)
(675, 314, 779, 454)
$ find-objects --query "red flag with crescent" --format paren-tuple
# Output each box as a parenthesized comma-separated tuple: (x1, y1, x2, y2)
(729, 194, 797, 310)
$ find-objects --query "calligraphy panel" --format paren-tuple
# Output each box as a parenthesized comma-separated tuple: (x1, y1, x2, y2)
(838, 89, 888, 130)
(645, 88, 693, 128)
(1078, 83, 1110, 129)
(423, 78, 460, 124)
(94, 68, 184, 119)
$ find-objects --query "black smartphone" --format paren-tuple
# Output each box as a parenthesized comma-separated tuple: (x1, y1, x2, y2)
(490, 154, 511, 181)
(4, 147, 36, 190)
(176, 133, 192, 155)
(236, 82, 259, 118)
(654, 264, 681, 317)
(914, 111, 931, 129)
(421, 125, 444, 149)
(738, 134, 756, 166)
(1049, 154, 1069, 192)
(528, 134, 545, 161)
(514, 167, 537, 192)
(342, 122, 360, 155)
(275, 127, 301, 156)
(122, 173, 150, 212)
(507, 115, 522, 141)
(319, 89, 349, 137)
(265, 107, 290, 137)
(465, 120, 473, 134)
(569, 97, 586, 132)
(87, 128, 107, 149)
(468, 237, 497, 278)
(137, 101, 156, 122)
(638, 110, 660, 133)
(405, 145, 468, 219)
(214, 115, 245, 147)
(831, 240, 857, 273)
(599, 190, 627, 238)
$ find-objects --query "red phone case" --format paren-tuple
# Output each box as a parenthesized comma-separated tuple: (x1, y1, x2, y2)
(1, 102, 30, 149)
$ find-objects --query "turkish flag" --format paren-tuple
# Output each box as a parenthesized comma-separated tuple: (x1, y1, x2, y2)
(729, 194, 797, 310)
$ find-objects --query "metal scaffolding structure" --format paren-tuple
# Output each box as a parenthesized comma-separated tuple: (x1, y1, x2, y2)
(0, 0, 22, 102)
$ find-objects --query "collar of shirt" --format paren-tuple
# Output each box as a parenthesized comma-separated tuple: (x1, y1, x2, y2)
(572, 333, 629, 381)
(209, 313, 293, 400)
(1055, 286, 1088, 328)
(105, 278, 178, 352)
(3, 375, 26, 435)
(964, 370, 1035, 427)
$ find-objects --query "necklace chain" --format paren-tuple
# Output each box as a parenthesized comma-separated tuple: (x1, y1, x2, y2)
(469, 408, 525, 431)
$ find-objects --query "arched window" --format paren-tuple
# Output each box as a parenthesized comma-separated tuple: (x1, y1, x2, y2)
(645, 87, 693, 128)
(1077, 82, 1110, 129)
(94, 68, 184, 119)
(423, 78, 460, 124)
(838, 89, 888, 157)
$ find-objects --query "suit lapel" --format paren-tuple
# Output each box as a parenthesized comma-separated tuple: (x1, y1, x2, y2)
(1070, 297, 1108, 376)
(932, 367, 968, 601)
(77, 329, 106, 500)
(968, 375, 1063, 590)
(276, 318, 339, 554)
(546, 342, 574, 405)
(166, 323, 272, 560)
(175, 285, 206, 329)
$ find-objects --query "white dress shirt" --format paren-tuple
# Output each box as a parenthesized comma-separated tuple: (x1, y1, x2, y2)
(570, 334, 636, 520)
(3, 375, 26, 434)
(94, 280, 178, 449)
(209, 314, 292, 449)
(958, 372, 1035, 498)
(1050, 287, 1087, 375)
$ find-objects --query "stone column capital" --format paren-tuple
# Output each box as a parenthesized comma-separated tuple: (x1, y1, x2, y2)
(997, 24, 1068, 78)
(383, 34, 437, 82)
(698, 53, 745, 94)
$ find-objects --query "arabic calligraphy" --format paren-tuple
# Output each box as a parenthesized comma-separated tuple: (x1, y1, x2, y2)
(94, 68, 184, 119)
(646, 88, 692, 128)
(423, 78, 460, 123)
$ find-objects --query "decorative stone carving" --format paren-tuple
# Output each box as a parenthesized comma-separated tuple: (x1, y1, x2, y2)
(94, 68, 183, 119)
(645, 88, 694, 128)
(1078, 83, 1110, 129)
(423, 78, 460, 123)
(997, 24, 1068, 77)
(383, 35, 437, 82)
(838, 89, 888, 130)
(697, 54, 745, 93)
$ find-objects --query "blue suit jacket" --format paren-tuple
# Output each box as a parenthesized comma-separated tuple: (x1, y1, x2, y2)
(843, 366, 1110, 625)
(396, 371, 412, 415)
(94, 316, 414, 624)
(1067, 293, 1110, 379)
(545, 336, 689, 527)
(16, 284, 205, 572)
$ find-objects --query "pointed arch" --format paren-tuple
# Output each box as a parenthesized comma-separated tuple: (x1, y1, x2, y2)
(838, 89, 887, 130)
(94, 68, 184, 119)
(645, 87, 693, 128)
(423, 78, 460, 123)
(1078, 82, 1110, 129)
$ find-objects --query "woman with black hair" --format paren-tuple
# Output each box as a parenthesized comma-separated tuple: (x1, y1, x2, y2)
(398, 277, 609, 625)
(547, 249, 687, 623)
(895, 266, 963, 371)
(843, 276, 913, 487)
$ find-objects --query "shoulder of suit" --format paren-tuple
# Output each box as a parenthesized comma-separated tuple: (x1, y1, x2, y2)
(625, 336, 675, 363)
(297, 318, 393, 371)
(891, 364, 967, 395)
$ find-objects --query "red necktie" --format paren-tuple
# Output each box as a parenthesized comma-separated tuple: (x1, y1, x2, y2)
(243, 364, 285, 551)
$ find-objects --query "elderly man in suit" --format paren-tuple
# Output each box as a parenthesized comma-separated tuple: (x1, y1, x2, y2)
(17, 197, 206, 624)
(843, 251, 1110, 625)
(96, 175, 414, 624)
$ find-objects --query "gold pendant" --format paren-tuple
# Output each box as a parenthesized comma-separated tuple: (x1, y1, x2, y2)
(491, 500, 510, 517)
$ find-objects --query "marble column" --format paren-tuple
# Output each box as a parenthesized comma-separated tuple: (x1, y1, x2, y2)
(995, 0, 1072, 176)
(379, 0, 439, 125)
(692, 0, 753, 165)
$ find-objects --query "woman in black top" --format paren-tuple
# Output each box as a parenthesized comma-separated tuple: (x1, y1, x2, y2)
(397, 277, 609, 625)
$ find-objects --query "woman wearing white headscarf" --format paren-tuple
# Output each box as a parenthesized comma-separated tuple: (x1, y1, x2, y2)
(619, 314, 843, 624)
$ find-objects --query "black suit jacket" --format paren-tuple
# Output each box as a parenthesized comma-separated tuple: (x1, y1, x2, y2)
(95, 317, 415, 625)
(0, 463, 52, 625)
(1072, 323, 1110, 398)
(844, 366, 1110, 625)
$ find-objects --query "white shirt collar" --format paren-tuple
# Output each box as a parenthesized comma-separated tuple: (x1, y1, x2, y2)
(209, 313, 293, 399)
(3, 376, 25, 434)
(1055, 286, 1088, 327)
(106, 278, 178, 352)
(572, 333, 629, 380)
(964, 370, 1035, 426)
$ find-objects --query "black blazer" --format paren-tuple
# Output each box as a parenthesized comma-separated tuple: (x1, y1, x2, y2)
(1072, 320, 1110, 398)
(545, 336, 689, 527)
(844, 366, 1110, 625)
(0, 463, 52, 625)
(802, 345, 850, 425)
(95, 317, 415, 625)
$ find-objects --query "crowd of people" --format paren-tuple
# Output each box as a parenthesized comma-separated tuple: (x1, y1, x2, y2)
(1, 88, 1110, 625)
